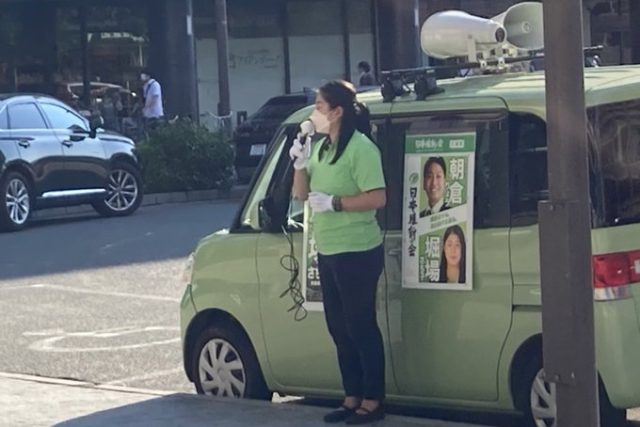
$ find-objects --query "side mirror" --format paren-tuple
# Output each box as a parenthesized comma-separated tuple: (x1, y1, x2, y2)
(258, 196, 285, 233)
(89, 115, 104, 138)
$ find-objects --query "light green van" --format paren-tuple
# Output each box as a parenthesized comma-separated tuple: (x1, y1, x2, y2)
(180, 66, 640, 427)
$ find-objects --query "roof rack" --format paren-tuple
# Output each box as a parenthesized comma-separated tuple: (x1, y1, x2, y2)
(380, 45, 604, 103)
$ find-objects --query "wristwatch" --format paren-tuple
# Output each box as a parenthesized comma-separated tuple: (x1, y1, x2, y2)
(332, 196, 343, 212)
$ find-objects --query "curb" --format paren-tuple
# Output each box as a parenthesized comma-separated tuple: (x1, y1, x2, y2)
(0, 372, 172, 397)
(31, 185, 248, 221)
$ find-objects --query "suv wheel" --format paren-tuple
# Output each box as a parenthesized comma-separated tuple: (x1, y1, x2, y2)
(520, 355, 626, 427)
(0, 171, 32, 232)
(93, 163, 143, 217)
(191, 324, 271, 400)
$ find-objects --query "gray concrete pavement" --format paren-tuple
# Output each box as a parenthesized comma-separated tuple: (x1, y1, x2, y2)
(0, 201, 238, 392)
(0, 373, 486, 427)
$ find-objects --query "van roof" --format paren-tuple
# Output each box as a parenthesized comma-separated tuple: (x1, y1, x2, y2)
(285, 65, 640, 123)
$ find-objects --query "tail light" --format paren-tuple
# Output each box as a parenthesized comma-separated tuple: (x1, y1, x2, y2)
(592, 251, 639, 300)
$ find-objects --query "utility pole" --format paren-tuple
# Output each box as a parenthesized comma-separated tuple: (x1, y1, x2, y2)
(215, 0, 231, 130)
(539, 0, 600, 425)
(79, 2, 91, 110)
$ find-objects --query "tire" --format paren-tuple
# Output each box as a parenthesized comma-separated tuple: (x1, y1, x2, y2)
(519, 354, 627, 427)
(93, 163, 143, 217)
(190, 323, 271, 400)
(0, 171, 32, 232)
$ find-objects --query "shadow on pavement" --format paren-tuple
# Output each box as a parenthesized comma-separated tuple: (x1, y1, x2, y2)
(0, 201, 238, 281)
(52, 393, 489, 427)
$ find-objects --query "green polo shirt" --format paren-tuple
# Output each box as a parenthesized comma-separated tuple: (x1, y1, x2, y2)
(307, 131, 386, 256)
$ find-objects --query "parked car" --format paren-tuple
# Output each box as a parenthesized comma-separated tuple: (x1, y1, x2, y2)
(233, 90, 315, 183)
(0, 94, 143, 232)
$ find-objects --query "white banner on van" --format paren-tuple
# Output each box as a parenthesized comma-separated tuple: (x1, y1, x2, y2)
(402, 133, 476, 291)
(302, 203, 324, 310)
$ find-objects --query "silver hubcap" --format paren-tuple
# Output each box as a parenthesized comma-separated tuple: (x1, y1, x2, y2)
(105, 170, 138, 212)
(531, 369, 557, 427)
(198, 338, 246, 398)
(5, 178, 29, 225)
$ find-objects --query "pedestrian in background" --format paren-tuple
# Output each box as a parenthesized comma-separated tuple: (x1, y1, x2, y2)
(140, 68, 165, 130)
(290, 80, 387, 425)
(357, 61, 376, 87)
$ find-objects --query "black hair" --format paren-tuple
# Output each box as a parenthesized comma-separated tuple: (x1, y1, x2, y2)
(438, 225, 466, 284)
(318, 80, 372, 164)
(424, 156, 447, 178)
(141, 68, 153, 77)
(358, 61, 371, 73)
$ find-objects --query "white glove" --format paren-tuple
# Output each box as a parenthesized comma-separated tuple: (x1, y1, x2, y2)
(309, 192, 334, 214)
(289, 133, 311, 170)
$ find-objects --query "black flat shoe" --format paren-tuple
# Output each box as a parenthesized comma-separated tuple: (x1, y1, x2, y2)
(345, 405, 385, 425)
(323, 405, 357, 423)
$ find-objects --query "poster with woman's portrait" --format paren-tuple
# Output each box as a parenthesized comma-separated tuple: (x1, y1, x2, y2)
(402, 133, 475, 291)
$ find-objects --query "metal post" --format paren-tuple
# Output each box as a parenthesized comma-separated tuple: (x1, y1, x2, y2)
(215, 0, 231, 119)
(375, 0, 419, 71)
(341, 0, 352, 82)
(630, 0, 640, 64)
(79, 3, 91, 110)
(539, 0, 600, 426)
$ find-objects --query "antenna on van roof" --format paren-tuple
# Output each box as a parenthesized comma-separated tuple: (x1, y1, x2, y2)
(380, 45, 604, 103)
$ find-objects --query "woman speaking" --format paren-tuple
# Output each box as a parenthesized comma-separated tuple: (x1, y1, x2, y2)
(290, 80, 387, 424)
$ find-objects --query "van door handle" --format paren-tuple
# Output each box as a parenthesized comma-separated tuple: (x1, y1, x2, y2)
(17, 139, 31, 148)
(387, 248, 402, 257)
(62, 141, 74, 147)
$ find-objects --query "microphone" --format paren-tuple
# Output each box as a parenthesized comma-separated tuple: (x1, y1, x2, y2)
(298, 119, 315, 145)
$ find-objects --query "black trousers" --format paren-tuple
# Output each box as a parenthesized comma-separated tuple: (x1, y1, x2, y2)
(318, 245, 385, 400)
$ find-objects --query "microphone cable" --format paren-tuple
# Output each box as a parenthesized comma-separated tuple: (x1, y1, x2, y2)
(279, 223, 308, 321)
(277, 136, 308, 322)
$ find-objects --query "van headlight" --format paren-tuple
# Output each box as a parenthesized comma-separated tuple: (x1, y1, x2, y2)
(182, 252, 195, 287)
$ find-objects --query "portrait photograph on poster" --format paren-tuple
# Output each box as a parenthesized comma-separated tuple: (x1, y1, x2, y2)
(403, 132, 475, 291)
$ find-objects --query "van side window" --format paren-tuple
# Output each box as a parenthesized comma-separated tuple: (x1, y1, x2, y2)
(382, 112, 510, 231)
(509, 114, 548, 226)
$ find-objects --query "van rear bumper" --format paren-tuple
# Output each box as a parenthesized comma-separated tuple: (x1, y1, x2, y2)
(595, 296, 640, 408)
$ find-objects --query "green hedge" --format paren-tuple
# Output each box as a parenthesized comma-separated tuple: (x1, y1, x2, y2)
(135, 120, 236, 194)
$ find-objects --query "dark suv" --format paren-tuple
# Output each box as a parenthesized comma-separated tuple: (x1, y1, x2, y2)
(0, 94, 143, 232)
(233, 91, 315, 183)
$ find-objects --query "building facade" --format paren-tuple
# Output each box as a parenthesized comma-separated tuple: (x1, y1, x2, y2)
(0, 0, 638, 130)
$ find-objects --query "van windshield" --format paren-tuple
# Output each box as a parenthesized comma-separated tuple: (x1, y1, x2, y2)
(589, 99, 640, 227)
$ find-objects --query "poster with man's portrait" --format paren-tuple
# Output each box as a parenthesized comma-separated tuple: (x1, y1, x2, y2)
(402, 133, 475, 291)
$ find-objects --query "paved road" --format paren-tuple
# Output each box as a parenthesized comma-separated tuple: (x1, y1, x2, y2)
(0, 201, 238, 393)
(0, 201, 638, 426)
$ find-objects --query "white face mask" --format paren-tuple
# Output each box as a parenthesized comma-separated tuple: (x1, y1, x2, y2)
(310, 109, 331, 135)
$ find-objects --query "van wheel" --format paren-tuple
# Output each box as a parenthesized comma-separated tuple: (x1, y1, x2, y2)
(519, 355, 626, 427)
(0, 171, 32, 232)
(190, 324, 271, 400)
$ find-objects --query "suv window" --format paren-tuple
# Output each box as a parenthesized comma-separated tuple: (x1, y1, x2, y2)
(383, 112, 510, 230)
(253, 96, 309, 120)
(9, 103, 48, 130)
(509, 114, 548, 226)
(40, 103, 87, 131)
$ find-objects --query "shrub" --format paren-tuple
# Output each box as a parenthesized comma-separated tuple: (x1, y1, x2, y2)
(135, 119, 236, 194)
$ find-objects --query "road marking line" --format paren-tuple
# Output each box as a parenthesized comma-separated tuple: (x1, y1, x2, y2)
(102, 367, 184, 386)
(24, 326, 180, 353)
(25, 284, 180, 302)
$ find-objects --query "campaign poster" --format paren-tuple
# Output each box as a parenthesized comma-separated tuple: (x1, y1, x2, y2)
(402, 133, 475, 291)
(302, 203, 324, 310)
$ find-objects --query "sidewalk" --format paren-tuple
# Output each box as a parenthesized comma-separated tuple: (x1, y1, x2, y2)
(0, 373, 486, 427)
